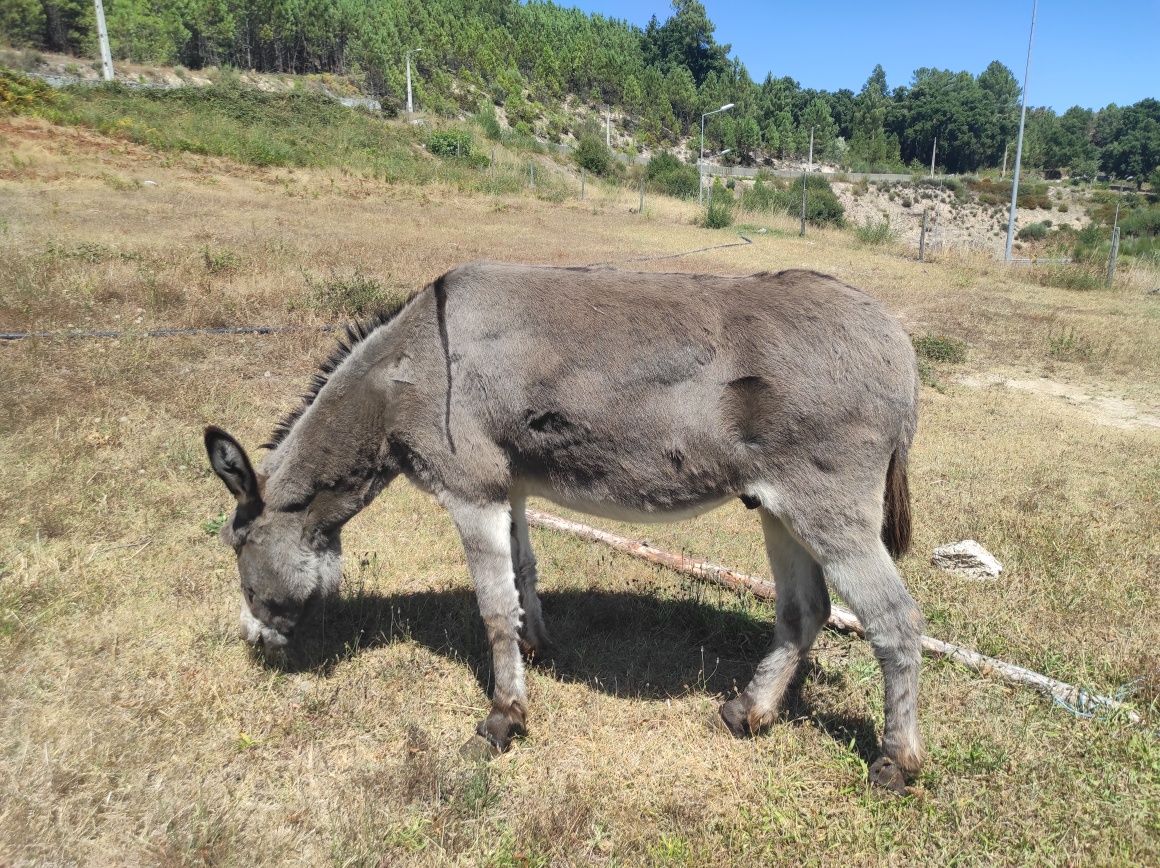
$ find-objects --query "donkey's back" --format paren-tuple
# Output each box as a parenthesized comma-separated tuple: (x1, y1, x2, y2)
(432, 263, 917, 530)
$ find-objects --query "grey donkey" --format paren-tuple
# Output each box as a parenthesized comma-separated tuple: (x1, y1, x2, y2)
(205, 262, 923, 792)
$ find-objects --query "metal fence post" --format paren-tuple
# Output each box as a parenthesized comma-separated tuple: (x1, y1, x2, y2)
(639, 176, 644, 212)
(919, 209, 929, 261)
(1106, 226, 1120, 287)
(581, 168, 585, 199)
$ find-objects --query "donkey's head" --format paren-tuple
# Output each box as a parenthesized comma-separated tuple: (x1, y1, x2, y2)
(204, 426, 342, 651)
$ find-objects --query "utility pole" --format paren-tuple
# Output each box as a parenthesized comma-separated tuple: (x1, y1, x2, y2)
(1001, 141, 1009, 179)
(798, 169, 807, 235)
(1005, 0, 1037, 261)
(808, 126, 815, 172)
(93, 0, 114, 81)
(930, 137, 937, 177)
(405, 47, 422, 115)
(606, 106, 611, 149)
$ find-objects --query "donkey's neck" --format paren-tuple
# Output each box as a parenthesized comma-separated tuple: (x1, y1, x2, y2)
(259, 309, 419, 527)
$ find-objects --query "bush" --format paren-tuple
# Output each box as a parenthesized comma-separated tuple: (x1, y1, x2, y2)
(645, 151, 699, 199)
(912, 334, 967, 364)
(701, 198, 733, 229)
(427, 130, 472, 158)
(0, 68, 55, 114)
(741, 174, 844, 227)
(574, 133, 611, 176)
(854, 215, 898, 245)
(1017, 222, 1050, 241)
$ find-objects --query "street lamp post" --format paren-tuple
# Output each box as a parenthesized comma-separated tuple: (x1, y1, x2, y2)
(406, 48, 423, 115)
(699, 103, 734, 205)
(1004, 0, 1037, 261)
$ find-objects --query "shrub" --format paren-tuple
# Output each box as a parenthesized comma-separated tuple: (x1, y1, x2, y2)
(912, 334, 967, 364)
(854, 215, 898, 245)
(701, 198, 733, 229)
(0, 68, 55, 115)
(574, 133, 611, 176)
(427, 130, 473, 158)
(1017, 222, 1049, 241)
(645, 151, 699, 199)
(791, 174, 844, 226)
(742, 175, 844, 227)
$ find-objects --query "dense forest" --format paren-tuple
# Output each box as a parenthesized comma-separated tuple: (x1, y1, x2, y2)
(2, 0, 1157, 180)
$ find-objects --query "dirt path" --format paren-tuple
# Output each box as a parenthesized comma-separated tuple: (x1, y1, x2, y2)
(960, 371, 1160, 430)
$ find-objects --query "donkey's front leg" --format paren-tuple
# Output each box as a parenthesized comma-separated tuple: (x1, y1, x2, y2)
(446, 497, 528, 753)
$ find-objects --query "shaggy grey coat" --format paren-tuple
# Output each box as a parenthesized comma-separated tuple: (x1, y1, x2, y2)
(206, 262, 923, 791)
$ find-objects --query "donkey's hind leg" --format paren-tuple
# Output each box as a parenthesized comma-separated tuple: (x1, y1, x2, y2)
(720, 510, 830, 737)
(783, 497, 925, 791)
(509, 495, 552, 660)
(445, 496, 527, 753)
(819, 543, 924, 790)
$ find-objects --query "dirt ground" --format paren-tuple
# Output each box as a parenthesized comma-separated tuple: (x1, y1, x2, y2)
(1, 115, 1158, 865)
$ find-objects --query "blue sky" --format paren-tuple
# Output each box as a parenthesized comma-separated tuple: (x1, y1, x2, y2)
(566, 0, 1158, 111)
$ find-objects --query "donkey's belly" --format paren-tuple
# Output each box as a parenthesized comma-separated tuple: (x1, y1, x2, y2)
(513, 477, 733, 524)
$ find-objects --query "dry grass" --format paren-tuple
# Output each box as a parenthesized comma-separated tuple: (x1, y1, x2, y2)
(1, 116, 1159, 865)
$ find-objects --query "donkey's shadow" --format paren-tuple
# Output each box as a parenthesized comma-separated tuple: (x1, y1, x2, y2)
(261, 584, 880, 763)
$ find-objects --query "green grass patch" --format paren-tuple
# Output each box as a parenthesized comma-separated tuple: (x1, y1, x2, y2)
(26, 79, 430, 179)
(1031, 263, 1106, 291)
(912, 334, 968, 364)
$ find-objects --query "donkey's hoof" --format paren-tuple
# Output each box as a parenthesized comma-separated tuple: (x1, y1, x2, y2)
(459, 734, 500, 762)
(718, 697, 752, 739)
(868, 756, 910, 795)
(475, 707, 527, 753)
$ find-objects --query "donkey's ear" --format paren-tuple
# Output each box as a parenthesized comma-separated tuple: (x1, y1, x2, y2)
(204, 426, 261, 505)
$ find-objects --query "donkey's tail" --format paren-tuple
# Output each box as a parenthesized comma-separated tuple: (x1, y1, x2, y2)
(882, 447, 912, 559)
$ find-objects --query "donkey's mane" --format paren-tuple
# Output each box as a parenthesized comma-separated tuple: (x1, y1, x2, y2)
(263, 302, 409, 450)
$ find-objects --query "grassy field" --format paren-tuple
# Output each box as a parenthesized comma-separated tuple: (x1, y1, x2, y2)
(1, 110, 1158, 865)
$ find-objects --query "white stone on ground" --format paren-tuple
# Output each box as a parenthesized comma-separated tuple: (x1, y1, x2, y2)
(931, 540, 1003, 579)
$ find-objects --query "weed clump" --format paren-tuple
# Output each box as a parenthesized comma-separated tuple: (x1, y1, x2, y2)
(302, 270, 403, 317)
(854, 215, 898, 245)
(1031, 263, 1105, 291)
(1047, 325, 1103, 362)
(913, 334, 967, 364)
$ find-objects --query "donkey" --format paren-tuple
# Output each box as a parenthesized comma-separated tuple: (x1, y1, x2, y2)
(205, 262, 923, 791)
